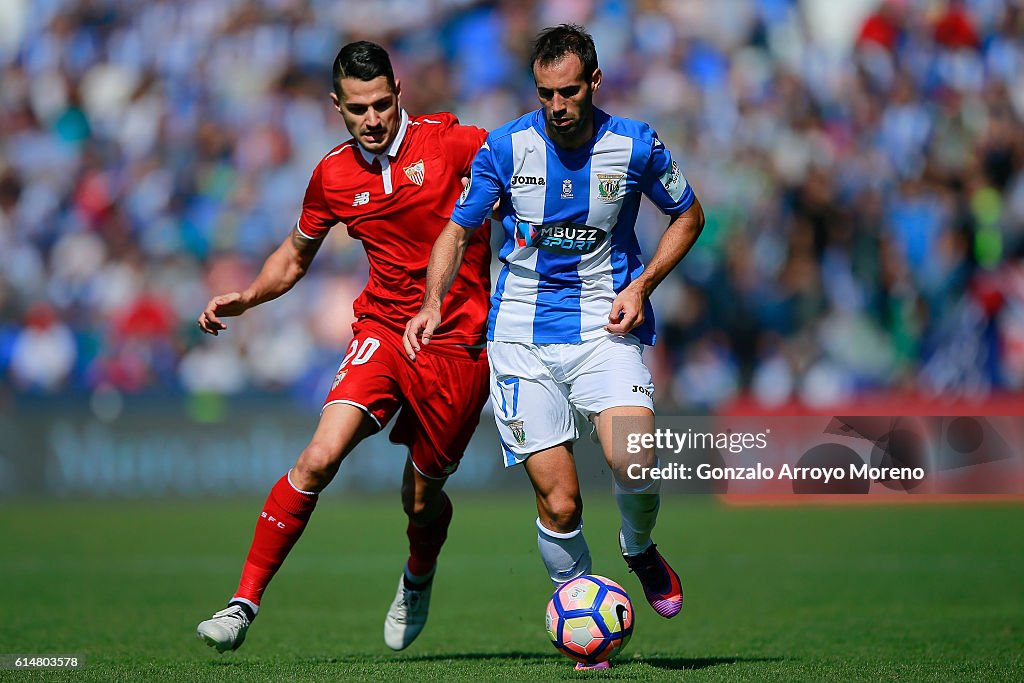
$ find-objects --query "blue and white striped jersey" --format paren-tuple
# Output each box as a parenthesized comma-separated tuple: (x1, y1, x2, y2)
(451, 108, 694, 345)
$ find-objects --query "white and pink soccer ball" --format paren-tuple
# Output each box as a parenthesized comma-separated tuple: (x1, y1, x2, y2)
(545, 575, 634, 665)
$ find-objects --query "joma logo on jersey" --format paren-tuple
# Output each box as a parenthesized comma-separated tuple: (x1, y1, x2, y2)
(511, 175, 545, 187)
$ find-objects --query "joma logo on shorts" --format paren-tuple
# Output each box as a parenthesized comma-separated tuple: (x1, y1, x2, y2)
(632, 385, 653, 398)
(511, 175, 545, 187)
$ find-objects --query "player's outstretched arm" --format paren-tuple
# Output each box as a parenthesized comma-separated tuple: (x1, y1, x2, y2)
(198, 228, 323, 336)
(403, 219, 477, 360)
(606, 198, 705, 335)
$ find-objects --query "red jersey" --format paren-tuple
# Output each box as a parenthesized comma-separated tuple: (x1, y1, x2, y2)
(298, 111, 490, 346)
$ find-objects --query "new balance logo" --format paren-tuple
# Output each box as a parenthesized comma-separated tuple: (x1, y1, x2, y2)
(353, 192, 370, 206)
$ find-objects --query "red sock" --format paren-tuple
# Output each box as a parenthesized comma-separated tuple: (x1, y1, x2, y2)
(233, 472, 318, 605)
(406, 494, 453, 578)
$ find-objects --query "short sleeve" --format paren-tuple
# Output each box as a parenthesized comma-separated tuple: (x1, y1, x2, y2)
(450, 139, 503, 229)
(440, 116, 488, 176)
(296, 162, 337, 239)
(638, 131, 695, 217)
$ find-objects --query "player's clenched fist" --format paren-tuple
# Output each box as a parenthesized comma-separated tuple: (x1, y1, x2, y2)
(605, 285, 645, 336)
(197, 292, 251, 335)
(403, 308, 441, 361)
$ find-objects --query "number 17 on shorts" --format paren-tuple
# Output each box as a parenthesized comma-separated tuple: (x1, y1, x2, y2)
(491, 373, 578, 467)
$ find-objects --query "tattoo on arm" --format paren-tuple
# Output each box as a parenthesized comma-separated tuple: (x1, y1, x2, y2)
(290, 228, 324, 258)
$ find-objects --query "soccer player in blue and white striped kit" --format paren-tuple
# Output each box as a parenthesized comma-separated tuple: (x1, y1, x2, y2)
(405, 24, 705, 660)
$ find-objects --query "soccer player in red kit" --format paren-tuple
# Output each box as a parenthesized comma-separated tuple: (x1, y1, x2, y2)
(195, 41, 490, 653)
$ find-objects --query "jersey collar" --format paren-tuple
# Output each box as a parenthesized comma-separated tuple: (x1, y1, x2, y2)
(531, 106, 610, 153)
(358, 108, 409, 165)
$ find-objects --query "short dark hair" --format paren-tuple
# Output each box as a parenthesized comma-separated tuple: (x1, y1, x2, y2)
(332, 41, 396, 96)
(530, 24, 598, 79)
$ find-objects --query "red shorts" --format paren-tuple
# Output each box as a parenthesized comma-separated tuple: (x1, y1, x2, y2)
(323, 321, 489, 478)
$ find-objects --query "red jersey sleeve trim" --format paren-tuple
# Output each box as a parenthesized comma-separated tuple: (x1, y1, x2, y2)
(294, 218, 322, 241)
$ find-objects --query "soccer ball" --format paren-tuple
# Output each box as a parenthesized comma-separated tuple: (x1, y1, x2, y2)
(545, 575, 634, 665)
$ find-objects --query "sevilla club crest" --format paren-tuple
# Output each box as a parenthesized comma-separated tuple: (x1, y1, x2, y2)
(403, 159, 425, 186)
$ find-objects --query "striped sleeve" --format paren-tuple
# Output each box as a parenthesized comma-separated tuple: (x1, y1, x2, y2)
(450, 139, 503, 229)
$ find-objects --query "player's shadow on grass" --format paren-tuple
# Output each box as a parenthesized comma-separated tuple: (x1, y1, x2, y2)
(207, 653, 783, 673)
(374, 652, 782, 670)
(640, 655, 784, 671)
(361, 652, 561, 664)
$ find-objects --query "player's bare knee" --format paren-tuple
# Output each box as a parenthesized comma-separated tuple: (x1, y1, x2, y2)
(404, 499, 432, 525)
(400, 486, 428, 522)
(540, 494, 582, 533)
(400, 476, 415, 510)
(402, 486, 444, 525)
(294, 441, 343, 488)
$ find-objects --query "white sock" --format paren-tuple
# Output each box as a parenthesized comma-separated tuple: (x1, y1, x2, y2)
(616, 487, 660, 556)
(536, 518, 592, 585)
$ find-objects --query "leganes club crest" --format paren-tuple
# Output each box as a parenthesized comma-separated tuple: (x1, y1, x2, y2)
(596, 172, 624, 203)
(509, 420, 527, 445)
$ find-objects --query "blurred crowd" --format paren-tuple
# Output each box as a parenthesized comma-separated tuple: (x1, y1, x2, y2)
(2, 0, 1023, 412)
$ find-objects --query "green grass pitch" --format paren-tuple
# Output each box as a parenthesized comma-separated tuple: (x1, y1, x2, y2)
(1, 495, 1022, 681)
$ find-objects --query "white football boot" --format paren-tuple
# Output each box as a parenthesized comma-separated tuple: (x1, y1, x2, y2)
(196, 604, 252, 652)
(383, 575, 432, 650)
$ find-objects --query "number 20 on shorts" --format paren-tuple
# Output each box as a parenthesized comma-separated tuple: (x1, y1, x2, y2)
(340, 337, 380, 368)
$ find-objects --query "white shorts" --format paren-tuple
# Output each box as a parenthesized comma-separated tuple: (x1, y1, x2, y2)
(487, 334, 655, 467)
